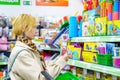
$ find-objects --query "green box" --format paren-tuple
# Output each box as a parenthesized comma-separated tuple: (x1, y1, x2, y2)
(97, 54, 113, 66)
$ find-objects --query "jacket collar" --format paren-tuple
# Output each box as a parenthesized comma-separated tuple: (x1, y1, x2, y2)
(15, 41, 34, 51)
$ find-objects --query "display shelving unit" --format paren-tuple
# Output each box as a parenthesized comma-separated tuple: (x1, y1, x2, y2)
(67, 36, 120, 77)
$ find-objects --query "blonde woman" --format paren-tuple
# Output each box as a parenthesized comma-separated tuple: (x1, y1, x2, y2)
(8, 14, 72, 80)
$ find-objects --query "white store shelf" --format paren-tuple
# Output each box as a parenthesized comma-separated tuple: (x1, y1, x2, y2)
(71, 36, 120, 42)
(67, 59, 120, 76)
(42, 48, 60, 51)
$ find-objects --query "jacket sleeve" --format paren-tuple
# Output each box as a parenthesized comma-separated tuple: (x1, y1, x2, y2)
(13, 51, 46, 80)
(45, 56, 67, 78)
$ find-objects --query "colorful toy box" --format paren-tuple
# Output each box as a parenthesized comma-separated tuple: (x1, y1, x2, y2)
(113, 57, 120, 68)
(106, 43, 115, 55)
(82, 11, 91, 36)
(82, 10, 98, 36)
(67, 45, 82, 60)
(82, 51, 97, 63)
(84, 42, 98, 52)
(107, 20, 120, 36)
(98, 43, 115, 54)
(98, 43, 106, 54)
(82, 51, 90, 62)
(82, 9, 98, 22)
(113, 47, 120, 57)
(72, 47, 81, 60)
(90, 52, 97, 63)
(73, 42, 84, 61)
(107, 21, 113, 35)
(95, 17, 107, 36)
(82, 21, 93, 36)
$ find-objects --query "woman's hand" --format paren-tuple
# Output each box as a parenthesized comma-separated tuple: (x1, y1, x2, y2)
(63, 53, 72, 61)
(61, 48, 72, 61)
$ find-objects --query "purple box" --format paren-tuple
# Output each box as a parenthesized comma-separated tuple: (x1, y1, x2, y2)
(108, 13, 112, 21)
(98, 47, 106, 54)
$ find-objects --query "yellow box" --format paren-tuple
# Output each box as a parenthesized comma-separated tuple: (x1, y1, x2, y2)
(95, 17, 107, 36)
(82, 51, 91, 62)
(84, 42, 98, 52)
(107, 20, 120, 36)
(67, 45, 82, 60)
(84, 43, 92, 51)
(82, 51, 97, 63)
(90, 52, 97, 63)
(92, 43, 98, 52)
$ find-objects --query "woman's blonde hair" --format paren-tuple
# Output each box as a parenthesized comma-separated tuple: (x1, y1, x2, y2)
(12, 14, 36, 36)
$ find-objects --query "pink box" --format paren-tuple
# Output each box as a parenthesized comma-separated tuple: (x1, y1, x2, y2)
(112, 12, 119, 20)
(113, 57, 120, 68)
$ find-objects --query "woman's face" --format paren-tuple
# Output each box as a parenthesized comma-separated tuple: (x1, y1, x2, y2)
(25, 27, 37, 40)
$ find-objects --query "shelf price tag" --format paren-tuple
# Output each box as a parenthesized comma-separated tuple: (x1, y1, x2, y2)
(96, 72, 100, 79)
(83, 69, 87, 75)
(112, 76, 117, 80)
